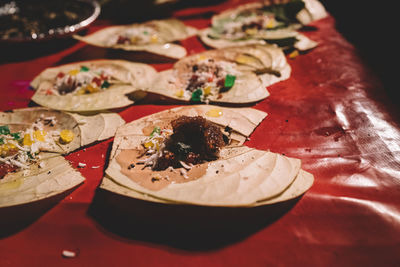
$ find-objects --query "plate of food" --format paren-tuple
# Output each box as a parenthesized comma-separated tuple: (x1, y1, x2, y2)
(0, 107, 124, 208)
(30, 59, 157, 112)
(0, 0, 100, 42)
(147, 44, 291, 104)
(73, 19, 197, 59)
(198, 0, 327, 51)
(101, 105, 314, 207)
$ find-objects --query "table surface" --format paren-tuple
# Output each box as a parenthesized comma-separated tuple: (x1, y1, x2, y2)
(1, 1, 400, 266)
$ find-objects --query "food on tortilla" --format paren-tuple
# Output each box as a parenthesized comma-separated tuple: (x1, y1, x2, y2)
(74, 19, 198, 59)
(0, 107, 124, 207)
(102, 105, 314, 207)
(31, 60, 156, 112)
(148, 44, 290, 104)
(199, 0, 328, 51)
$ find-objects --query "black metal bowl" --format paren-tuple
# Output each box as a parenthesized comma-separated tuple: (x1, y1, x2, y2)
(0, 0, 101, 42)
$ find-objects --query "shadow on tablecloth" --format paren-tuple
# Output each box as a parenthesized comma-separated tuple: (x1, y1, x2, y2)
(87, 187, 301, 251)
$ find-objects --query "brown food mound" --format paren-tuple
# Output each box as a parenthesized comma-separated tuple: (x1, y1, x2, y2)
(154, 116, 226, 170)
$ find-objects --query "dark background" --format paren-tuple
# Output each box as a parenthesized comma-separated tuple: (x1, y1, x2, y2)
(321, 0, 397, 107)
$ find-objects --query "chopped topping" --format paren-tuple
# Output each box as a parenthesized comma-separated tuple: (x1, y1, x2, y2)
(224, 74, 236, 88)
(211, 7, 284, 40)
(46, 66, 114, 96)
(78, 162, 86, 168)
(62, 250, 77, 258)
(190, 89, 203, 102)
(178, 58, 238, 102)
(289, 50, 299, 59)
(140, 116, 227, 172)
(0, 118, 70, 179)
(80, 66, 89, 72)
(111, 24, 161, 46)
(60, 129, 74, 144)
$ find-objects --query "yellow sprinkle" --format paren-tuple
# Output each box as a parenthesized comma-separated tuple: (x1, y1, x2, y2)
(289, 50, 299, 59)
(76, 88, 86, 95)
(206, 108, 223, 118)
(235, 55, 255, 64)
(144, 141, 153, 149)
(23, 134, 34, 146)
(245, 28, 258, 35)
(265, 20, 276, 29)
(174, 89, 184, 98)
(33, 130, 47, 142)
(197, 55, 207, 61)
(130, 36, 138, 43)
(68, 69, 80, 76)
(203, 86, 212, 96)
(1, 143, 16, 152)
(152, 173, 162, 180)
(85, 85, 99, 93)
(60, 129, 74, 144)
(150, 35, 158, 43)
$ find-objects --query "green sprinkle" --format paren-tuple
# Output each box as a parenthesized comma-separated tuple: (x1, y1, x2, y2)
(224, 74, 236, 88)
(101, 81, 110, 89)
(80, 66, 90, 72)
(27, 151, 34, 159)
(11, 133, 21, 140)
(143, 31, 149, 35)
(0, 138, 3, 145)
(190, 89, 203, 102)
(150, 126, 161, 137)
(0, 125, 10, 135)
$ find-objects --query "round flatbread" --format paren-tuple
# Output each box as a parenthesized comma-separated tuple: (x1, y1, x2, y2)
(199, 0, 327, 51)
(74, 19, 198, 59)
(102, 105, 314, 207)
(31, 60, 157, 112)
(147, 44, 291, 104)
(0, 108, 124, 208)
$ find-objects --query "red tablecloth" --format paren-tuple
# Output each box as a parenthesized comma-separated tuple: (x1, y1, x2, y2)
(1, 1, 400, 266)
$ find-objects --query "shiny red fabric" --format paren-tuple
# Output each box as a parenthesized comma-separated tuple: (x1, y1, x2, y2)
(1, 1, 400, 266)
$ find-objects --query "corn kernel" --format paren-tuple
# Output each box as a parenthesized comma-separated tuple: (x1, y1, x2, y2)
(206, 108, 223, 117)
(33, 130, 47, 142)
(245, 28, 258, 35)
(150, 35, 158, 43)
(60, 129, 74, 144)
(130, 36, 138, 43)
(289, 50, 299, 59)
(23, 134, 34, 146)
(1, 143, 16, 151)
(76, 88, 86, 95)
(174, 89, 184, 98)
(68, 69, 80, 76)
(203, 86, 212, 96)
(197, 55, 207, 62)
(265, 20, 276, 29)
(144, 141, 153, 149)
(85, 85, 99, 93)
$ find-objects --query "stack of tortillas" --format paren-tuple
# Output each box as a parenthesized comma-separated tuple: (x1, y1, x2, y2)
(101, 105, 313, 207)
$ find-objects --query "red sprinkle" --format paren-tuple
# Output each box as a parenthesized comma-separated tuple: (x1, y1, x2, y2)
(0, 163, 18, 179)
(57, 72, 65, 79)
